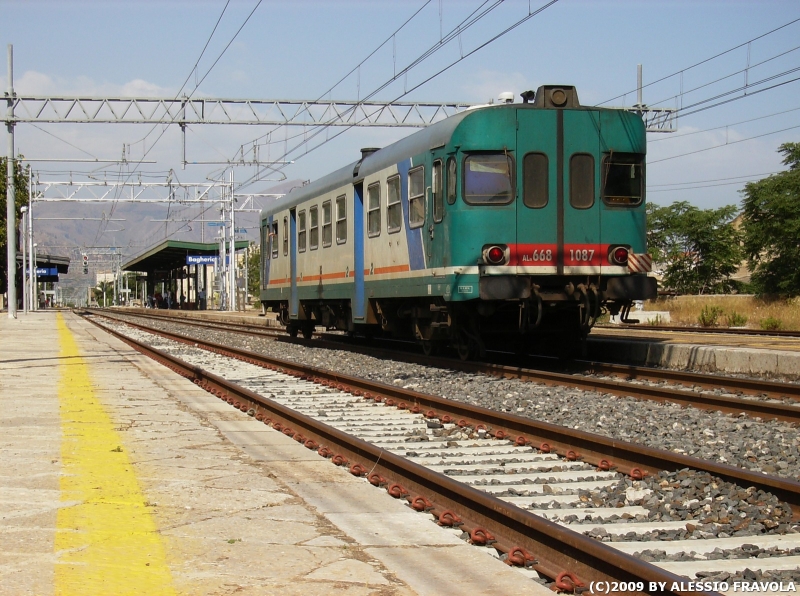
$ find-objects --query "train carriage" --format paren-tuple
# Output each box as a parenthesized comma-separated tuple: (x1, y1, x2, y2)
(260, 85, 656, 358)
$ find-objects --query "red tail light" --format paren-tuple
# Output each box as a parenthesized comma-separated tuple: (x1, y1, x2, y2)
(482, 245, 508, 265)
(609, 246, 629, 266)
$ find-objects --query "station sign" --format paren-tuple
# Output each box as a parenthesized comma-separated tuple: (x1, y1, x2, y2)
(186, 255, 219, 265)
(36, 267, 58, 277)
(206, 222, 225, 227)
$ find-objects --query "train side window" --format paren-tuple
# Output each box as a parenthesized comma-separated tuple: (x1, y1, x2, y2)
(336, 195, 347, 244)
(283, 217, 288, 256)
(463, 153, 514, 205)
(387, 175, 402, 233)
(309, 205, 319, 250)
(271, 221, 279, 259)
(432, 160, 443, 223)
(298, 210, 307, 253)
(602, 153, 643, 206)
(408, 166, 424, 228)
(446, 157, 457, 205)
(322, 200, 332, 247)
(569, 153, 594, 209)
(523, 153, 549, 208)
(367, 182, 381, 237)
(262, 225, 270, 289)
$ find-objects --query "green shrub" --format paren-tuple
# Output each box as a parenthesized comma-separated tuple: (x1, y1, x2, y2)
(725, 311, 748, 327)
(698, 305, 724, 327)
(760, 317, 783, 331)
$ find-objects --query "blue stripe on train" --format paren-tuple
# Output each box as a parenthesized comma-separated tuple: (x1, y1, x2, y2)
(398, 158, 425, 270)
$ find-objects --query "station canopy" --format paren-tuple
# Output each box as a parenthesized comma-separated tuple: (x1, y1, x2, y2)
(16, 253, 70, 282)
(122, 240, 249, 273)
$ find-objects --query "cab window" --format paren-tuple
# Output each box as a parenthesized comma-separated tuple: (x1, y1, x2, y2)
(523, 153, 548, 208)
(463, 153, 514, 205)
(570, 153, 594, 209)
(602, 153, 644, 206)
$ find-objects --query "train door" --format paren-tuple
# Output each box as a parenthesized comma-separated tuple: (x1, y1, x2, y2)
(562, 110, 602, 275)
(515, 109, 558, 273)
(424, 157, 444, 267)
(289, 208, 298, 319)
(353, 182, 366, 322)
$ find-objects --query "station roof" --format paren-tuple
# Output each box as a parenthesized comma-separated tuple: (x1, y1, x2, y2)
(17, 253, 70, 273)
(122, 240, 249, 272)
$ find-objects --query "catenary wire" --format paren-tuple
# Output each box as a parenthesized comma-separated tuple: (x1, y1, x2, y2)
(596, 16, 800, 106)
(235, 0, 560, 191)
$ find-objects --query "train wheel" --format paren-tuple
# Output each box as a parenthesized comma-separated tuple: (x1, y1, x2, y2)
(301, 326, 314, 340)
(288, 325, 299, 338)
(421, 340, 435, 356)
(456, 341, 471, 361)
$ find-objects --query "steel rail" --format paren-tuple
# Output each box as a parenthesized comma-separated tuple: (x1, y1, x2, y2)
(83, 312, 720, 596)
(86, 311, 800, 518)
(295, 335, 800, 423)
(97, 310, 800, 421)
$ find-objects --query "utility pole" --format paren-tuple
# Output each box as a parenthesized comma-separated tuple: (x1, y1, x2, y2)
(229, 170, 236, 312)
(27, 192, 33, 310)
(20, 205, 27, 313)
(6, 44, 16, 318)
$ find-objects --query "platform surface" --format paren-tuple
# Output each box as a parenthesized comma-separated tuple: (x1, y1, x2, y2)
(0, 310, 549, 596)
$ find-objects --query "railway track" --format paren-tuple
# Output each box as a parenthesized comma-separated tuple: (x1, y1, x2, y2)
(94, 309, 800, 424)
(84, 311, 800, 594)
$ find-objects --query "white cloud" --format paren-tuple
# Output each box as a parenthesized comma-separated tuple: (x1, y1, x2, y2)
(0, 70, 176, 97)
(229, 70, 249, 84)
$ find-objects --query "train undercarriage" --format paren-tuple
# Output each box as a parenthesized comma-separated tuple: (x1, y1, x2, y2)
(267, 275, 653, 360)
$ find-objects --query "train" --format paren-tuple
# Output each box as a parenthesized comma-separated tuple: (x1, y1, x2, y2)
(259, 85, 656, 358)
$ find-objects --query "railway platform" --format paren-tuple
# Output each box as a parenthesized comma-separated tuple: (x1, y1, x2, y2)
(591, 327, 800, 379)
(0, 310, 549, 596)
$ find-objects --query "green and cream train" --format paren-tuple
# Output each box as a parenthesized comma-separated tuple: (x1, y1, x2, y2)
(259, 85, 656, 358)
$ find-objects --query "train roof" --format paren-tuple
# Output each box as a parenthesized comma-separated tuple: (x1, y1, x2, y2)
(261, 106, 479, 219)
(261, 85, 640, 220)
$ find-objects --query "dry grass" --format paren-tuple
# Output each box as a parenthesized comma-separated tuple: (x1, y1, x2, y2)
(644, 295, 800, 330)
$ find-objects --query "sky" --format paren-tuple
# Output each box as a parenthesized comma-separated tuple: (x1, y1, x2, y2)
(2, 0, 800, 264)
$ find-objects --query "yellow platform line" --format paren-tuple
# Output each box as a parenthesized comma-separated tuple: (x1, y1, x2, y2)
(55, 313, 177, 596)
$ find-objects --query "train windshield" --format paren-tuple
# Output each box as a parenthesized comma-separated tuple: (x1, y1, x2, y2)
(463, 153, 514, 205)
(602, 153, 644, 205)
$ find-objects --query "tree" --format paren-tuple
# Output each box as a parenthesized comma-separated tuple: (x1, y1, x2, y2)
(247, 244, 260, 300)
(647, 201, 743, 294)
(93, 281, 114, 307)
(0, 156, 30, 294)
(741, 142, 800, 297)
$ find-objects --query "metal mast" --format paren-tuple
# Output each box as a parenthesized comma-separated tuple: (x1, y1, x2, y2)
(6, 45, 16, 319)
